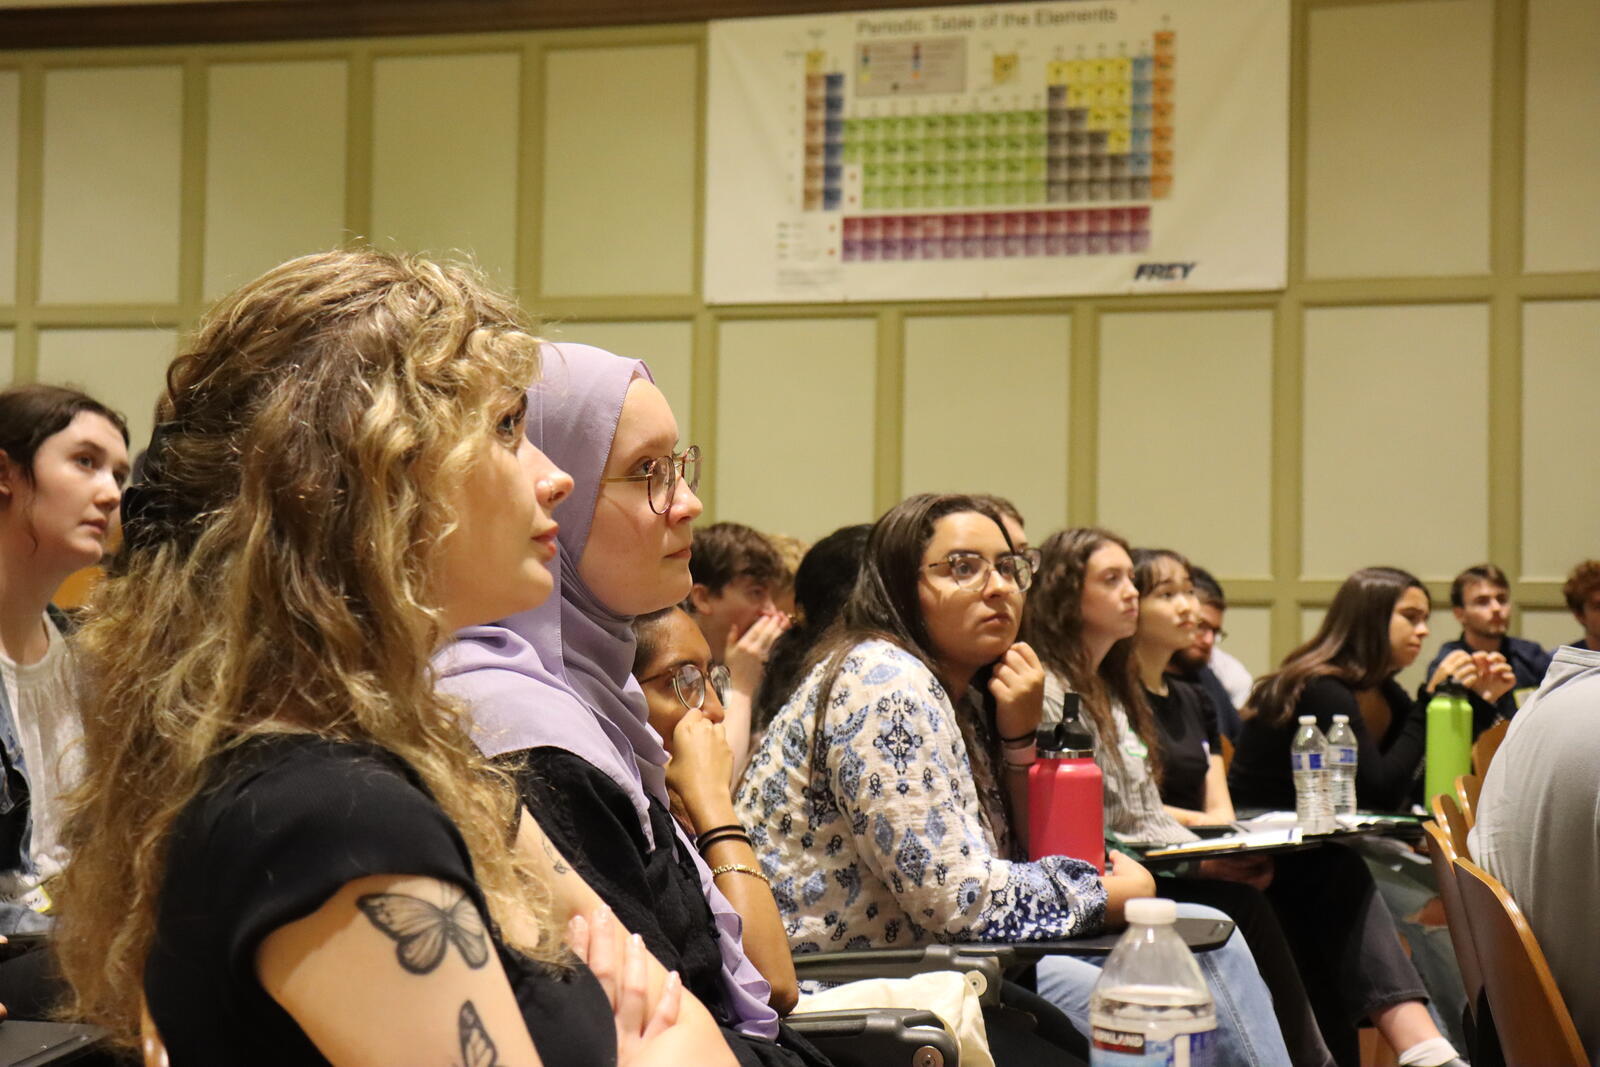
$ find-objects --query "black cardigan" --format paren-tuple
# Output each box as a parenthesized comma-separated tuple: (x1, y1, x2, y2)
(1227, 676, 1426, 812)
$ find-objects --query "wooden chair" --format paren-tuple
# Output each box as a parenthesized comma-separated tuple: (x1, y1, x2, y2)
(1219, 733, 1235, 773)
(1420, 819, 1482, 1016)
(1455, 773, 1481, 827)
(1472, 719, 1509, 776)
(1454, 857, 1587, 1066)
(1429, 791, 1471, 861)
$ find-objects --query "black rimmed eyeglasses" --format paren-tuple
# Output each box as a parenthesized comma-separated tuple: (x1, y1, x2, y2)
(602, 445, 701, 515)
(925, 551, 1034, 593)
(639, 662, 731, 712)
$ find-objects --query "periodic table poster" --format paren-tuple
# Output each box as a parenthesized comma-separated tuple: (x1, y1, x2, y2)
(704, 1, 1288, 303)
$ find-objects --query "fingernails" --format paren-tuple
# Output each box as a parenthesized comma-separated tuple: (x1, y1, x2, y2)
(664, 970, 681, 991)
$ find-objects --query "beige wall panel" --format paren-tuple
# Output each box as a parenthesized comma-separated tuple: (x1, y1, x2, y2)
(902, 314, 1069, 534)
(1520, 608, 1580, 654)
(1223, 604, 1272, 682)
(1305, 0, 1491, 279)
(1525, 0, 1600, 272)
(1521, 300, 1600, 580)
(715, 318, 874, 541)
(40, 66, 182, 304)
(1100, 309, 1273, 577)
(1303, 305, 1488, 580)
(37, 328, 175, 448)
(372, 53, 519, 287)
(543, 320, 694, 444)
(0, 330, 12, 385)
(542, 45, 697, 297)
(1299, 602, 1452, 692)
(205, 60, 347, 299)
(0, 71, 17, 304)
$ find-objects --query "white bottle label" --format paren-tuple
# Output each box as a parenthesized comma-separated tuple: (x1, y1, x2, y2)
(1090, 1024, 1217, 1067)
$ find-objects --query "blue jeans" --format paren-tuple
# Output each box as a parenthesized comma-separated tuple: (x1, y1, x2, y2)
(1035, 902, 1292, 1067)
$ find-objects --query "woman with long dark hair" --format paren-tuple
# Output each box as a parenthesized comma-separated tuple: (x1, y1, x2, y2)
(738, 494, 1292, 1066)
(1229, 567, 1513, 812)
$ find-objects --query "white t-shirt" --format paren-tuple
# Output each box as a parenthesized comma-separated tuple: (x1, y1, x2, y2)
(0, 613, 84, 904)
(1469, 645, 1600, 1066)
(1209, 646, 1253, 710)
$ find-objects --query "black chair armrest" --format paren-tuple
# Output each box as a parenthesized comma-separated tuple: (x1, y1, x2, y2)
(787, 1008, 959, 1067)
(1004, 916, 1235, 961)
(792, 944, 1010, 1004)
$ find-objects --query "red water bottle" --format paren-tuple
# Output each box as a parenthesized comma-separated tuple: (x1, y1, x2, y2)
(1028, 700, 1105, 872)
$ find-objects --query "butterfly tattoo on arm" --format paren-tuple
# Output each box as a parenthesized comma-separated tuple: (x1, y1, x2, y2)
(357, 884, 491, 975)
(458, 1001, 501, 1067)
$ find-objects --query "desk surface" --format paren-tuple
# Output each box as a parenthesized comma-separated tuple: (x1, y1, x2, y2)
(1125, 811, 1425, 865)
(0, 1020, 107, 1067)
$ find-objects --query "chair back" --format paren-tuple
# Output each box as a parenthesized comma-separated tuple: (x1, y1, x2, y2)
(1472, 719, 1509, 775)
(1453, 856, 1586, 1066)
(1219, 733, 1235, 773)
(1429, 791, 1472, 861)
(1455, 773, 1481, 827)
(1420, 819, 1482, 1011)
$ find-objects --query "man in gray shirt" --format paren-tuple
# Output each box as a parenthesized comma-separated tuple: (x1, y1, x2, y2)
(1469, 645, 1600, 1065)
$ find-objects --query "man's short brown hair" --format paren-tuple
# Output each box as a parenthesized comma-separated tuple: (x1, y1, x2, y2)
(687, 521, 785, 598)
(1450, 563, 1510, 609)
(1563, 560, 1600, 615)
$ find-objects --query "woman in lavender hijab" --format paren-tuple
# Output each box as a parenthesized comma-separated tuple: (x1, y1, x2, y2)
(438, 344, 829, 1067)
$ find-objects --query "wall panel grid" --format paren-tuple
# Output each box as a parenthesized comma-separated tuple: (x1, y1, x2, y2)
(2, 1, 1597, 670)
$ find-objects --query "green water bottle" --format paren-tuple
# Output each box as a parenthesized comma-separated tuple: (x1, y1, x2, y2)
(1425, 683, 1472, 805)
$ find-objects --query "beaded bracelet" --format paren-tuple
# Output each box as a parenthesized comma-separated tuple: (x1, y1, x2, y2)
(710, 863, 771, 886)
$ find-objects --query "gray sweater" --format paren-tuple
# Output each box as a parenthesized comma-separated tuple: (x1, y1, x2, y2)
(1470, 646, 1600, 1066)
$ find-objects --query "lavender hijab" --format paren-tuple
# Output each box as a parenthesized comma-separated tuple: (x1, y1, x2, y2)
(436, 343, 777, 1039)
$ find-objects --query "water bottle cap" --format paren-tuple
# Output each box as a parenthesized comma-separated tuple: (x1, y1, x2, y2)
(1297, 715, 1316, 725)
(1036, 721, 1095, 759)
(1123, 897, 1177, 925)
(1332, 714, 1349, 723)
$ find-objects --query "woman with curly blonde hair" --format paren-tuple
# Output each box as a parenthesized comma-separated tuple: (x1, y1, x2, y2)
(54, 250, 737, 1067)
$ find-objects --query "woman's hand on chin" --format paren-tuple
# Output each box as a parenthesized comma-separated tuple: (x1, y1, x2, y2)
(990, 641, 1046, 742)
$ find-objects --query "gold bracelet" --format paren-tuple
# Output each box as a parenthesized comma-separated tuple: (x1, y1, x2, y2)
(710, 863, 771, 886)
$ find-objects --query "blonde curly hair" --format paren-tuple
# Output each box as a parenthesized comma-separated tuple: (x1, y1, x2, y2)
(55, 249, 560, 1044)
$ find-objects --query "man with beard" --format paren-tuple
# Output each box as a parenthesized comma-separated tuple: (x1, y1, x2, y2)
(1424, 563, 1550, 735)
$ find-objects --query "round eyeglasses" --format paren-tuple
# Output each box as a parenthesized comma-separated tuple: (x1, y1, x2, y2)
(925, 551, 1034, 592)
(640, 662, 731, 712)
(602, 445, 702, 515)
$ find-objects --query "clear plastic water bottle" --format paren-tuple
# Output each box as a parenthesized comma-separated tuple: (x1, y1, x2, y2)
(1325, 714, 1358, 817)
(1290, 715, 1335, 834)
(1089, 897, 1217, 1067)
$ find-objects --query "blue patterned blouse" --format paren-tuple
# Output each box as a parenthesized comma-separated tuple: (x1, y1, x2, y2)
(735, 639, 1107, 956)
